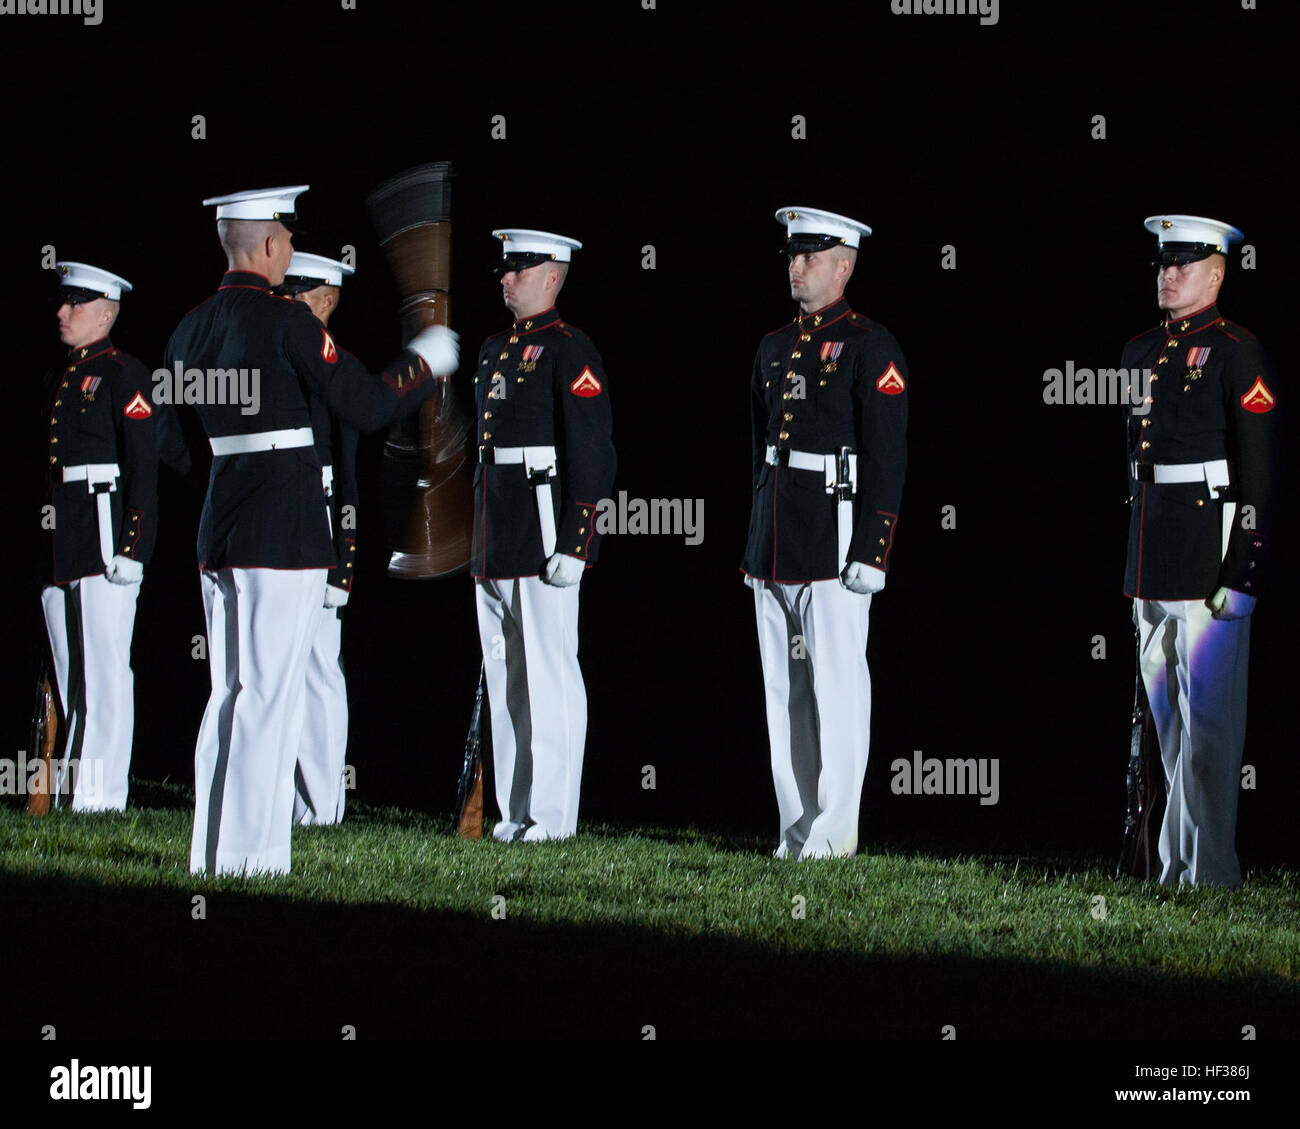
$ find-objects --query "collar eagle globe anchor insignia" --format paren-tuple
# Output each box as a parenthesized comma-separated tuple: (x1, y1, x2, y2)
(1241, 376, 1275, 414)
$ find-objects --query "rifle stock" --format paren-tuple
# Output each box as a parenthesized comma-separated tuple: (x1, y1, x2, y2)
(455, 663, 488, 838)
(367, 162, 473, 579)
(26, 672, 57, 816)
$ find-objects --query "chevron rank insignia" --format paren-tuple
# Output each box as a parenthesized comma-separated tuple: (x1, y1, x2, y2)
(321, 329, 338, 363)
(123, 391, 153, 419)
(570, 367, 602, 397)
(876, 363, 905, 395)
(1240, 376, 1275, 414)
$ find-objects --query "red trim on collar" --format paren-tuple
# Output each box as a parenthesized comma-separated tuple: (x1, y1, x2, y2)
(1162, 301, 1217, 327)
(800, 297, 849, 320)
(219, 270, 273, 292)
(67, 337, 113, 363)
(510, 307, 562, 336)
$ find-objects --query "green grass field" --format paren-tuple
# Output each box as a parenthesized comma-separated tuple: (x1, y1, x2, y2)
(2, 780, 1297, 1040)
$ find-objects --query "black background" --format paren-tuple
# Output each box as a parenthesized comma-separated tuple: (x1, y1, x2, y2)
(1, 0, 1294, 865)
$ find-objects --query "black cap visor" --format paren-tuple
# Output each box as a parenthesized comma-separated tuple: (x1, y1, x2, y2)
(55, 284, 109, 306)
(492, 251, 556, 276)
(1152, 242, 1221, 267)
(783, 233, 848, 256)
(276, 275, 326, 295)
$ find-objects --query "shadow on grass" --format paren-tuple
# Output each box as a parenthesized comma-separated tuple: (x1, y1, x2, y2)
(2, 867, 1295, 1040)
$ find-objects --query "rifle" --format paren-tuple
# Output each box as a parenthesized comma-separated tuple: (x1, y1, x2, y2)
(1116, 625, 1165, 879)
(454, 663, 488, 838)
(366, 162, 474, 579)
(26, 667, 58, 816)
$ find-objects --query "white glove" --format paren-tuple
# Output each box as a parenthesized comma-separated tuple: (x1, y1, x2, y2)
(1209, 586, 1255, 621)
(324, 584, 350, 609)
(743, 573, 762, 591)
(407, 325, 459, 376)
(840, 561, 885, 595)
(542, 553, 585, 587)
(105, 555, 143, 585)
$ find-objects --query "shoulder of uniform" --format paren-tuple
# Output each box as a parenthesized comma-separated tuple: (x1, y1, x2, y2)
(178, 291, 218, 321)
(1125, 324, 1165, 347)
(107, 349, 148, 374)
(280, 296, 327, 337)
(1213, 318, 1257, 344)
(845, 311, 893, 338)
(552, 319, 593, 343)
(281, 294, 316, 317)
(762, 321, 797, 341)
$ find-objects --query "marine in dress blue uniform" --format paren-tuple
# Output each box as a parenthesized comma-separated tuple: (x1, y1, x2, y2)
(167, 186, 459, 875)
(473, 229, 616, 841)
(1124, 215, 1276, 888)
(277, 252, 361, 827)
(742, 207, 909, 859)
(40, 262, 157, 811)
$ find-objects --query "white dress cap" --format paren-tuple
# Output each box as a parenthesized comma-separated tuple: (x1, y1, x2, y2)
(1143, 214, 1243, 253)
(492, 229, 583, 262)
(202, 185, 310, 222)
(775, 206, 873, 249)
(56, 261, 133, 300)
(284, 252, 355, 287)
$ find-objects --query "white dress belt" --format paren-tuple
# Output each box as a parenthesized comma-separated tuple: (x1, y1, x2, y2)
(766, 445, 826, 473)
(1132, 458, 1230, 489)
(61, 462, 121, 487)
(482, 445, 558, 469)
(209, 428, 315, 456)
(765, 446, 858, 490)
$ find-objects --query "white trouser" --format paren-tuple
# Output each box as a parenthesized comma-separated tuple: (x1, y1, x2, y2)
(1136, 597, 1251, 888)
(475, 577, 585, 840)
(191, 567, 325, 876)
(293, 603, 348, 826)
(40, 575, 140, 812)
(754, 580, 872, 859)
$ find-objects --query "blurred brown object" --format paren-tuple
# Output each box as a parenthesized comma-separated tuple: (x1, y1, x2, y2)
(26, 673, 57, 817)
(367, 163, 473, 579)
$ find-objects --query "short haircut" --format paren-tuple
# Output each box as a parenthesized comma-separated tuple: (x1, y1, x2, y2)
(831, 243, 857, 281)
(217, 218, 282, 259)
